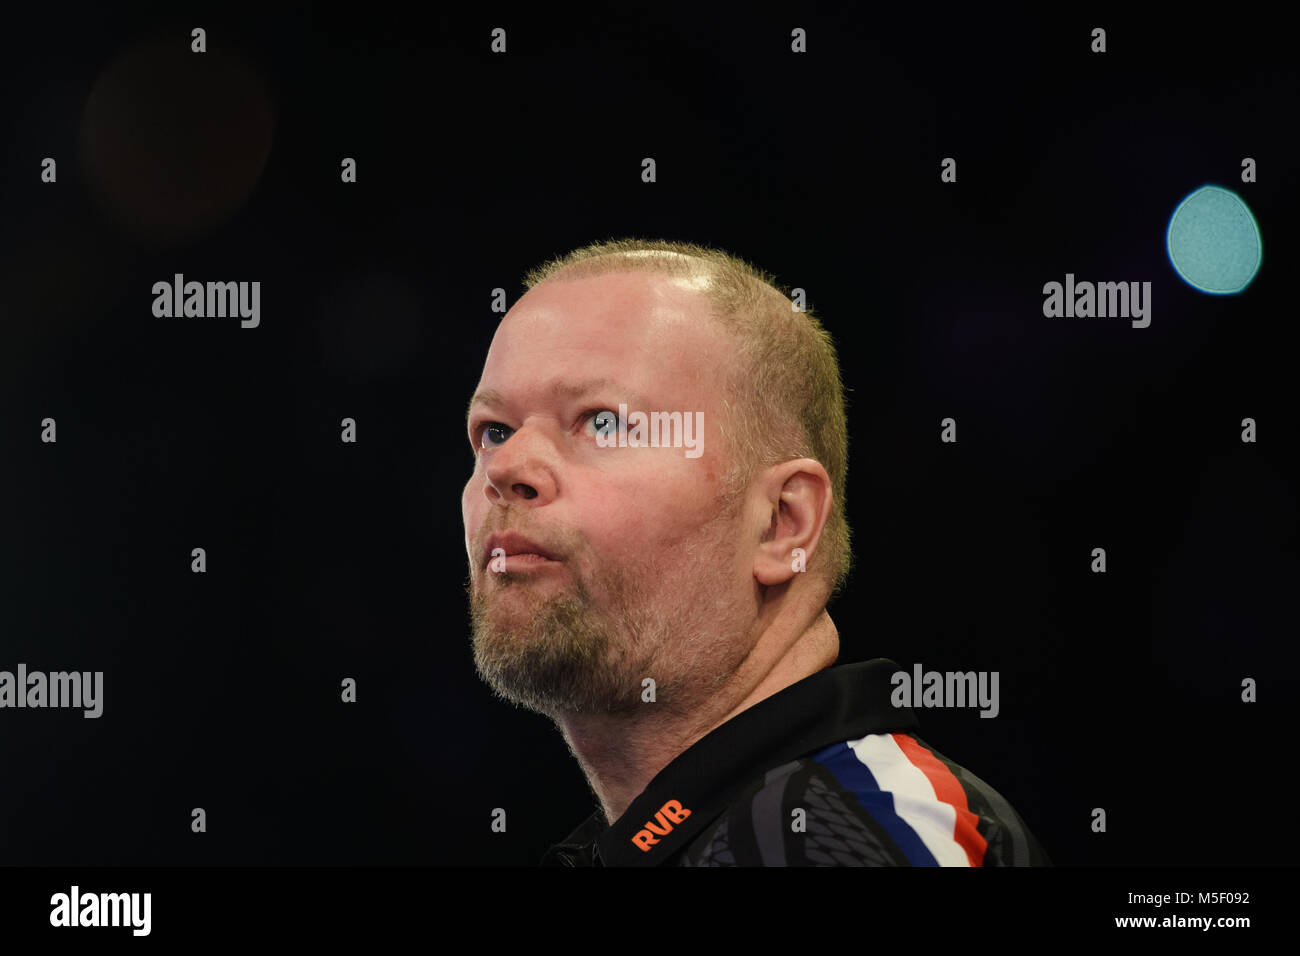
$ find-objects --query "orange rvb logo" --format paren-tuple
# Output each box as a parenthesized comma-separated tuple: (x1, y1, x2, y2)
(631, 800, 691, 851)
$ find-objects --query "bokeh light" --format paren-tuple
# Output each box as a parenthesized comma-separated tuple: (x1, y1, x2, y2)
(1166, 185, 1261, 294)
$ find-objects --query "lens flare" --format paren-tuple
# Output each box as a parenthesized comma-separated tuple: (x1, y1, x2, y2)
(1166, 185, 1261, 294)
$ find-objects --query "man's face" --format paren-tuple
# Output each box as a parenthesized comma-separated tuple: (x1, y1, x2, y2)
(461, 270, 757, 718)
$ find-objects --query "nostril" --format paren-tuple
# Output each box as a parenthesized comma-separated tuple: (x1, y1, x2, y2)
(515, 484, 538, 499)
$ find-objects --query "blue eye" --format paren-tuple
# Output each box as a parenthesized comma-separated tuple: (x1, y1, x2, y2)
(475, 410, 619, 451)
(587, 409, 620, 438)
(480, 423, 513, 448)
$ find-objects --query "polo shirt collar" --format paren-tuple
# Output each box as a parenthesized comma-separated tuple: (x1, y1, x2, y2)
(547, 657, 918, 866)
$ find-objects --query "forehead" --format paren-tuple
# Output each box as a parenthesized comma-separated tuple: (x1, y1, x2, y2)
(477, 270, 731, 400)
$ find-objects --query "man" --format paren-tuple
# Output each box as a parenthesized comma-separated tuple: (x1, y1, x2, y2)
(461, 238, 1050, 866)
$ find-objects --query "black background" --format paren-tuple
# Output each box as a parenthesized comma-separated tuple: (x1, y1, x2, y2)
(1, 4, 1296, 867)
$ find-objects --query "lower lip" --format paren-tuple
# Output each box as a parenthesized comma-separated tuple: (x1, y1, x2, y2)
(492, 553, 560, 572)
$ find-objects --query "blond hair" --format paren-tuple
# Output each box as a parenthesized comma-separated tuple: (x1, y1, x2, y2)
(522, 238, 853, 603)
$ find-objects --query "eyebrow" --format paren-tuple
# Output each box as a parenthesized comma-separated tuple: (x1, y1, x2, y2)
(465, 378, 650, 425)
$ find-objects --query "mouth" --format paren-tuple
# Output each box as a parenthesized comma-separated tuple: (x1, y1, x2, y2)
(483, 531, 563, 572)
(489, 552, 561, 573)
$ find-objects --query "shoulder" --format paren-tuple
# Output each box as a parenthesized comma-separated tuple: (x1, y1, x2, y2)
(676, 732, 1050, 867)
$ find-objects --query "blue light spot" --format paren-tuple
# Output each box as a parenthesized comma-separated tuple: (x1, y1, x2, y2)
(1166, 186, 1261, 294)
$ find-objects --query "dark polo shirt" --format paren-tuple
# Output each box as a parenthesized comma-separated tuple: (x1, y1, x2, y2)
(540, 658, 1051, 867)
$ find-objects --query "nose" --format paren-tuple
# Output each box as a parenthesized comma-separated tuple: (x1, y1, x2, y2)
(482, 420, 558, 506)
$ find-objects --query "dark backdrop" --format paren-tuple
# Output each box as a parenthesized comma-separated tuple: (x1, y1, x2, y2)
(2, 5, 1295, 865)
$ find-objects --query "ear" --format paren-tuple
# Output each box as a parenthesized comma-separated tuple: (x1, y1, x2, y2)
(752, 458, 833, 587)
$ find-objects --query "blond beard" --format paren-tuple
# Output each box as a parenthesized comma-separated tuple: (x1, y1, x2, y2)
(466, 485, 749, 720)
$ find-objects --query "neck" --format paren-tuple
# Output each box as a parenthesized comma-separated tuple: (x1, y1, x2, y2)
(555, 606, 839, 824)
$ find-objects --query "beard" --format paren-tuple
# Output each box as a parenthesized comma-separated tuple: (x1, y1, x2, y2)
(466, 487, 750, 720)
(466, 553, 665, 718)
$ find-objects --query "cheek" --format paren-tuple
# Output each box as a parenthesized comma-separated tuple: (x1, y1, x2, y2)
(461, 478, 482, 532)
(603, 465, 715, 544)
(575, 479, 657, 558)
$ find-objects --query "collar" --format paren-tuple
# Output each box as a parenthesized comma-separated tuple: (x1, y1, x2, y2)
(542, 657, 918, 866)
